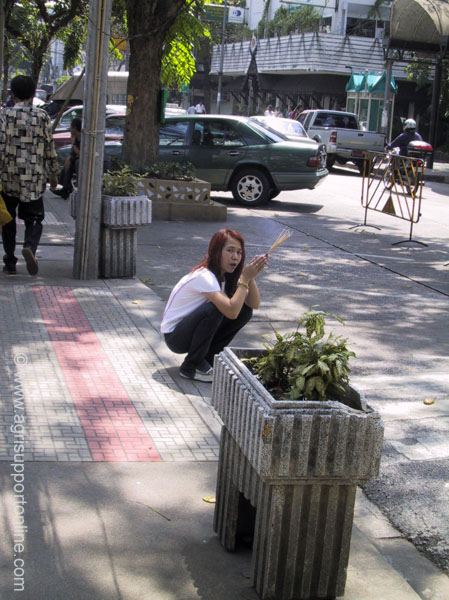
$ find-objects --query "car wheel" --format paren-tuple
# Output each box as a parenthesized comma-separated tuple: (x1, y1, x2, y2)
(231, 169, 271, 206)
(326, 156, 335, 170)
(270, 188, 281, 200)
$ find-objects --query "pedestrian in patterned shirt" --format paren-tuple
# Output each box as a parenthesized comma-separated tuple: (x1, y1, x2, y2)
(0, 75, 59, 275)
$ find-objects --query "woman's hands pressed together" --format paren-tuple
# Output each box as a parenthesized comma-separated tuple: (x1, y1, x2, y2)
(240, 254, 268, 284)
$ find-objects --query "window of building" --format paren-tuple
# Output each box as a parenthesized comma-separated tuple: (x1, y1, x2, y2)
(346, 17, 375, 38)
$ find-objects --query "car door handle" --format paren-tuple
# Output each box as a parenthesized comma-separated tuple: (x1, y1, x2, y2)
(170, 150, 182, 155)
(227, 151, 240, 156)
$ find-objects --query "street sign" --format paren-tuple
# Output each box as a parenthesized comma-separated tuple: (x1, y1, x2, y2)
(204, 4, 225, 23)
(228, 7, 244, 24)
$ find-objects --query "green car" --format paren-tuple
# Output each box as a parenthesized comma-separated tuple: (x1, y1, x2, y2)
(56, 115, 328, 207)
(159, 115, 328, 206)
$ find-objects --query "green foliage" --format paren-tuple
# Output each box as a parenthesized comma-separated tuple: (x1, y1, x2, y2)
(58, 15, 88, 71)
(55, 75, 71, 87)
(203, 0, 251, 44)
(105, 161, 196, 184)
(244, 309, 355, 402)
(162, 8, 211, 90)
(110, 0, 128, 64)
(102, 167, 142, 196)
(257, 5, 320, 38)
(407, 59, 449, 136)
(406, 60, 433, 92)
(6, 0, 88, 81)
(143, 161, 196, 181)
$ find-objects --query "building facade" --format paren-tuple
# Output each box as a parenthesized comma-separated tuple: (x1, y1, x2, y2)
(247, 0, 391, 37)
(206, 0, 430, 137)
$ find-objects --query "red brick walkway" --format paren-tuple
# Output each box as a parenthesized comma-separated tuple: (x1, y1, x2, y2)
(34, 286, 160, 462)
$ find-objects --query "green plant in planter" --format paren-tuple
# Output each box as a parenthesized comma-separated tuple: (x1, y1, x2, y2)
(102, 166, 142, 196)
(144, 161, 196, 181)
(107, 160, 196, 182)
(245, 308, 355, 401)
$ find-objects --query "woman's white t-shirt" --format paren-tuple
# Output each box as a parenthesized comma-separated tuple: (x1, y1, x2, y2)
(161, 268, 221, 334)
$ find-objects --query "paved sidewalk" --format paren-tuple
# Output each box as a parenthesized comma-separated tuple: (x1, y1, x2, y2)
(423, 160, 449, 183)
(0, 188, 448, 599)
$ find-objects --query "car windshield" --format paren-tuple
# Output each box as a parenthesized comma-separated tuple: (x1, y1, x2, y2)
(246, 119, 287, 143)
(313, 112, 358, 129)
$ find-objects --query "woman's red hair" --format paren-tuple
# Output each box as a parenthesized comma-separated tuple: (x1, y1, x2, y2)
(192, 228, 246, 296)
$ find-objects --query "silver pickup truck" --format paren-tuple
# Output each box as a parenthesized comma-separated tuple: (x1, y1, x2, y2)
(298, 109, 385, 174)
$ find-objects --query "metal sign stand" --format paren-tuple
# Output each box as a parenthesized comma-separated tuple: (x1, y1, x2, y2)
(352, 151, 428, 247)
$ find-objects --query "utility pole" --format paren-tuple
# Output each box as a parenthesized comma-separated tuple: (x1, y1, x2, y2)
(428, 58, 442, 169)
(73, 0, 112, 279)
(382, 57, 393, 138)
(216, 0, 228, 114)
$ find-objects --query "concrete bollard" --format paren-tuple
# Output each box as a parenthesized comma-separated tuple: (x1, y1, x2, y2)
(211, 347, 384, 600)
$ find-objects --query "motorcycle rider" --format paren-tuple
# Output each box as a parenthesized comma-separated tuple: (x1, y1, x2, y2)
(387, 118, 422, 156)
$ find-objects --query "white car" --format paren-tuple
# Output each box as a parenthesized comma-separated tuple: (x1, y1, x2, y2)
(52, 104, 127, 132)
(52, 103, 186, 132)
(250, 116, 318, 144)
(251, 115, 327, 166)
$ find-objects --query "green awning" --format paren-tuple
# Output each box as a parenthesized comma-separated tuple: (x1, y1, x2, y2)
(345, 71, 398, 94)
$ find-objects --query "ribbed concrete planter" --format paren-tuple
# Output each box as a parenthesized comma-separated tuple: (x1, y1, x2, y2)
(211, 347, 384, 600)
(100, 194, 152, 278)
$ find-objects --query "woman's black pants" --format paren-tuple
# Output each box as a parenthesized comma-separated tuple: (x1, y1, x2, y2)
(164, 302, 252, 375)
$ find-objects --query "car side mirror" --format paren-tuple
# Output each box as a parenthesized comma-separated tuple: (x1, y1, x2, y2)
(312, 134, 322, 143)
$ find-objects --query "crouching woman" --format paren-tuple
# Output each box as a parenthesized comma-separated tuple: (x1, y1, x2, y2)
(161, 228, 267, 382)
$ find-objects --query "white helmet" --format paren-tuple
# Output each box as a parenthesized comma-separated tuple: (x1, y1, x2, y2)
(404, 118, 416, 131)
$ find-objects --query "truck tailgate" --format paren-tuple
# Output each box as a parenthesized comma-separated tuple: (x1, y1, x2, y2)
(336, 129, 385, 154)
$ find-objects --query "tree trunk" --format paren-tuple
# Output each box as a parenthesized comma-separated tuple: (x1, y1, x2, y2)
(122, 0, 185, 170)
(30, 38, 48, 85)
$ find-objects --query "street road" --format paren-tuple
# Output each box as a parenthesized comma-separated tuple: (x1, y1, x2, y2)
(136, 168, 449, 576)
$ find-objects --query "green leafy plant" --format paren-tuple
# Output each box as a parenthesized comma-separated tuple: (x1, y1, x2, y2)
(244, 308, 356, 401)
(106, 160, 196, 182)
(143, 161, 196, 181)
(102, 166, 142, 197)
(257, 5, 320, 38)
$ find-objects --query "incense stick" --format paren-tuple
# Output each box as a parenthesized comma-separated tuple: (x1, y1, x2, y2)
(266, 227, 293, 255)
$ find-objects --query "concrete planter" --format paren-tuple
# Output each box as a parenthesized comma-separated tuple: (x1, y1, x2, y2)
(211, 347, 384, 600)
(137, 177, 226, 221)
(100, 194, 152, 278)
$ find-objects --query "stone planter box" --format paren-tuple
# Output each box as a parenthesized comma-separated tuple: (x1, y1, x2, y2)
(137, 177, 226, 221)
(211, 347, 384, 600)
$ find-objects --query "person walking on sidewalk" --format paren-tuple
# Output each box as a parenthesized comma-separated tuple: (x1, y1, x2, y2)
(161, 228, 268, 382)
(195, 101, 206, 114)
(0, 75, 59, 275)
